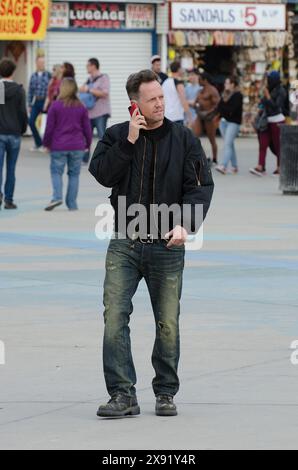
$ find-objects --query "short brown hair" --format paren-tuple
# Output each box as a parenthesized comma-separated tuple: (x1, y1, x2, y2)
(126, 69, 158, 100)
(0, 58, 16, 78)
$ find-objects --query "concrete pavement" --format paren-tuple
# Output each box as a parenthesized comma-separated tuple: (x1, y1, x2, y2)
(0, 135, 298, 449)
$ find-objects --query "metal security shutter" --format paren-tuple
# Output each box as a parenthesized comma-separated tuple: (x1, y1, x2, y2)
(44, 31, 152, 125)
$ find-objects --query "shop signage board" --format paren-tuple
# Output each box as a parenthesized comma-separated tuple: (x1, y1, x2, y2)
(171, 2, 286, 31)
(126, 3, 154, 29)
(69, 2, 126, 29)
(49, 2, 155, 30)
(0, 0, 49, 40)
(49, 2, 69, 28)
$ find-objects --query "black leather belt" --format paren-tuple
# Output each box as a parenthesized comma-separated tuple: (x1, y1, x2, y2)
(135, 234, 165, 244)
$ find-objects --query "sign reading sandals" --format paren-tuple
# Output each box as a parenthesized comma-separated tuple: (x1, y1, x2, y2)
(171, 2, 286, 31)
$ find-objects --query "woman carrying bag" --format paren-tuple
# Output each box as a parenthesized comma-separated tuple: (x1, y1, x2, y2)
(250, 71, 287, 177)
(43, 78, 92, 211)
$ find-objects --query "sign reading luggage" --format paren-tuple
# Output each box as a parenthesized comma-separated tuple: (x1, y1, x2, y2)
(0, 0, 49, 39)
(69, 2, 126, 29)
(49, 2, 156, 30)
(171, 3, 286, 31)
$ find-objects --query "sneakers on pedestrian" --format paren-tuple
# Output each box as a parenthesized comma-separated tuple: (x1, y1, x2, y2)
(272, 168, 280, 177)
(38, 146, 48, 153)
(215, 165, 227, 175)
(155, 394, 177, 416)
(249, 167, 266, 177)
(97, 393, 140, 418)
(29, 146, 40, 152)
(230, 167, 238, 174)
(4, 201, 17, 209)
(44, 200, 63, 211)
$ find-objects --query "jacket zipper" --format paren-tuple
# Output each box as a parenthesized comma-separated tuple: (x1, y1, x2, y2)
(138, 136, 147, 204)
(152, 142, 161, 237)
(192, 161, 201, 186)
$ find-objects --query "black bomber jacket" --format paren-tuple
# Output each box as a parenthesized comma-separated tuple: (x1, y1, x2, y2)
(89, 118, 214, 236)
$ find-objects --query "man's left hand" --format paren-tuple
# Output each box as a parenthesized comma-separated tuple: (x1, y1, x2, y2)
(165, 225, 188, 248)
(79, 85, 89, 93)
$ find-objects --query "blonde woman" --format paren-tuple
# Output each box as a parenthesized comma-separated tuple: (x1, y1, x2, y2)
(43, 78, 92, 211)
(43, 64, 62, 112)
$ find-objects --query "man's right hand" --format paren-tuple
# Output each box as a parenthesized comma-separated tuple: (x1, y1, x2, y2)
(127, 108, 147, 144)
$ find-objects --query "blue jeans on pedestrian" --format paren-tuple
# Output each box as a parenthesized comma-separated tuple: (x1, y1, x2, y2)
(29, 98, 45, 148)
(83, 114, 109, 163)
(0, 134, 21, 203)
(50, 150, 84, 209)
(102, 237, 185, 398)
(219, 119, 240, 169)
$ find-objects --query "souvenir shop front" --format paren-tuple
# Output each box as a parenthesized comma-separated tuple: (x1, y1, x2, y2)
(168, 1, 287, 133)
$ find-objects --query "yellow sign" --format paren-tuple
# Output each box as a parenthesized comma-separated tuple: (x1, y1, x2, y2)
(0, 0, 49, 40)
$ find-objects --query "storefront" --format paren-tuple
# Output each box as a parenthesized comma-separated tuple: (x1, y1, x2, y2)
(41, 0, 164, 125)
(287, 1, 298, 86)
(0, 0, 50, 92)
(168, 1, 287, 133)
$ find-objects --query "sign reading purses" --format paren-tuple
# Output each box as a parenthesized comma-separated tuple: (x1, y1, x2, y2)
(49, 2, 155, 30)
(171, 2, 286, 31)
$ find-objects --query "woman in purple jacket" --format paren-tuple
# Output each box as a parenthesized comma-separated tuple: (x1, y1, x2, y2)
(43, 78, 92, 211)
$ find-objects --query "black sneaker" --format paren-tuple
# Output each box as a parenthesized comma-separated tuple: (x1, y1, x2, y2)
(44, 200, 63, 211)
(155, 394, 177, 416)
(4, 201, 17, 209)
(97, 393, 140, 418)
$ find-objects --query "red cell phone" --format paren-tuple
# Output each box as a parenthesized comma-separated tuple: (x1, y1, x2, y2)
(128, 102, 140, 117)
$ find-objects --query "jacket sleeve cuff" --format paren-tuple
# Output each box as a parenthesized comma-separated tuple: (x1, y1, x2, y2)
(119, 139, 135, 156)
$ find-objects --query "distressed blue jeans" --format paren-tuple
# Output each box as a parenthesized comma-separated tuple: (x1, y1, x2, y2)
(219, 118, 240, 169)
(50, 150, 84, 209)
(102, 238, 185, 398)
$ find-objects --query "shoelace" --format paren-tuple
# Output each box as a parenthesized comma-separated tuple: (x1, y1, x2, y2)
(158, 395, 173, 403)
(108, 393, 124, 404)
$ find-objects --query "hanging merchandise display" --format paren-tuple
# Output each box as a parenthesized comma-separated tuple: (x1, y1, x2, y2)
(168, 2, 288, 134)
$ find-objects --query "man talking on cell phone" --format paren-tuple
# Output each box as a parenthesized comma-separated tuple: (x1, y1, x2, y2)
(89, 70, 214, 418)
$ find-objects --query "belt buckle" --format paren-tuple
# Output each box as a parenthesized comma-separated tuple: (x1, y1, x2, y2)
(140, 234, 153, 244)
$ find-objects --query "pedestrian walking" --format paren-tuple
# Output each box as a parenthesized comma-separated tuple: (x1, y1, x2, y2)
(216, 76, 243, 175)
(89, 69, 214, 418)
(28, 56, 51, 151)
(79, 58, 111, 164)
(162, 61, 192, 125)
(193, 72, 220, 164)
(250, 71, 287, 177)
(151, 55, 168, 85)
(43, 64, 62, 112)
(0, 58, 28, 210)
(185, 68, 202, 124)
(43, 78, 92, 211)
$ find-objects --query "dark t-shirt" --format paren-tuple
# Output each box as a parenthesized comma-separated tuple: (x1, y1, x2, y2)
(218, 92, 243, 125)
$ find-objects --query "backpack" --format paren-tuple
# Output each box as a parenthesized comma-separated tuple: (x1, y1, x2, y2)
(79, 91, 96, 110)
(79, 75, 103, 110)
